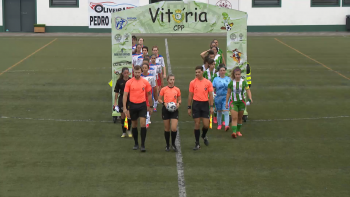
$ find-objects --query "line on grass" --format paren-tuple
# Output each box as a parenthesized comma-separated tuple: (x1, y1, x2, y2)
(274, 38, 350, 81)
(0, 38, 58, 76)
(6, 67, 110, 73)
(165, 38, 187, 197)
(8, 67, 350, 74)
(0, 116, 110, 123)
(251, 116, 350, 122)
(1, 115, 349, 124)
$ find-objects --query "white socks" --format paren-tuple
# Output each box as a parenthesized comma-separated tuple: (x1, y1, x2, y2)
(223, 111, 229, 127)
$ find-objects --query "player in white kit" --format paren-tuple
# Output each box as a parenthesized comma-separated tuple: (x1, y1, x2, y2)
(150, 54, 162, 112)
(152, 46, 166, 88)
(141, 63, 157, 128)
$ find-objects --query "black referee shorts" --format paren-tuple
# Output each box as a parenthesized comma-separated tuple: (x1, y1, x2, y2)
(162, 105, 179, 120)
(129, 102, 147, 121)
(118, 96, 129, 113)
(192, 100, 210, 119)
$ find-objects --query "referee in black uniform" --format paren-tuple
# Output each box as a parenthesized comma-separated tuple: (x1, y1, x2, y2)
(114, 67, 132, 137)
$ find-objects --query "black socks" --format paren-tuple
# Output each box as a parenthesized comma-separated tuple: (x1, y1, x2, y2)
(164, 131, 170, 147)
(132, 127, 147, 146)
(194, 129, 200, 143)
(171, 131, 177, 145)
(127, 119, 131, 131)
(141, 127, 147, 147)
(202, 127, 208, 138)
(132, 128, 138, 145)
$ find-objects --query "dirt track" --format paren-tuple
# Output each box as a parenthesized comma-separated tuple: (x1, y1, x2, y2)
(0, 32, 349, 37)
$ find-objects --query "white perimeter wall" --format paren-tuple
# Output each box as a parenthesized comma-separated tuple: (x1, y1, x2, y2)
(37, 0, 87, 26)
(0, 0, 346, 27)
(240, 0, 350, 26)
(191, 0, 350, 26)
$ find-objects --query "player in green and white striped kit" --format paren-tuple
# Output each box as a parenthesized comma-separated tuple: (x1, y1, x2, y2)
(201, 43, 222, 69)
(212, 39, 226, 67)
(226, 67, 253, 138)
(210, 46, 222, 70)
(203, 59, 216, 82)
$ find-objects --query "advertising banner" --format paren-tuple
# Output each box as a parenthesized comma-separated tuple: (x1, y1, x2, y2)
(110, 1, 247, 115)
(88, 0, 139, 28)
(208, 0, 239, 10)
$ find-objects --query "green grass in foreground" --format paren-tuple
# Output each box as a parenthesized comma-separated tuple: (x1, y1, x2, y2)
(0, 36, 349, 197)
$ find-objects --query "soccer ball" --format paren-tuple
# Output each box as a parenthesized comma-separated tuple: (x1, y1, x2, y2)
(226, 24, 232, 31)
(166, 102, 177, 112)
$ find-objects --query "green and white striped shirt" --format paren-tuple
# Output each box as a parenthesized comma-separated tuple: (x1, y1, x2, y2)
(203, 68, 216, 82)
(228, 79, 249, 102)
(214, 54, 222, 68)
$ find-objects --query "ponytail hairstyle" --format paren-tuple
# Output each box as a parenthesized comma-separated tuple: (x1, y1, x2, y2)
(207, 58, 215, 66)
(207, 50, 215, 56)
(167, 74, 175, 81)
(218, 64, 227, 71)
(133, 44, 142, 54)
(142, 63, 149, 68)
(118, 67, 129, 80)
(219, 63, 225, 68)
(231, 66, 241, 80)
(203, 55, 210, 64)
(211, 46, 219, 53)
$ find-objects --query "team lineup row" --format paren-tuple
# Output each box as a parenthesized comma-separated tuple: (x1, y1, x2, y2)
(113, 36, 252, 152)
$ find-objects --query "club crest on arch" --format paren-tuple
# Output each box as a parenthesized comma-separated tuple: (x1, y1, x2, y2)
(115, 17, 128, 30)
(172, 9, 184, 23)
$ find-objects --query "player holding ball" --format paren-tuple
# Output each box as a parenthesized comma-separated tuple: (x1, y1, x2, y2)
(158, 74, 181, 152)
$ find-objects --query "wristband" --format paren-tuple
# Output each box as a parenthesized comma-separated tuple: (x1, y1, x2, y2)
(210, 105, 214, 107)
(188, 106, 191, 109)
(150, 105, 153, 108)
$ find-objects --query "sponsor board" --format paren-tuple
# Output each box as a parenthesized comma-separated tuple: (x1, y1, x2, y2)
(89, 0, 139, 28)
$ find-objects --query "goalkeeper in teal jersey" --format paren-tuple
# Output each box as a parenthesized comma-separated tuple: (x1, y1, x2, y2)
(206, 63, 229, 124)
(211, 63, 229, 80)
(226, 67, 253, 138)
(212, 66, 231, 131)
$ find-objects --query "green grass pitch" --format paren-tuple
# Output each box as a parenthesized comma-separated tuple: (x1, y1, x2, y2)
(0, 35, 350, 197)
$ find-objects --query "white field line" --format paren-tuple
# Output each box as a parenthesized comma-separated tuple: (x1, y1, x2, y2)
(165, 38, 187, 197)
(1, 115, 349, 124)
